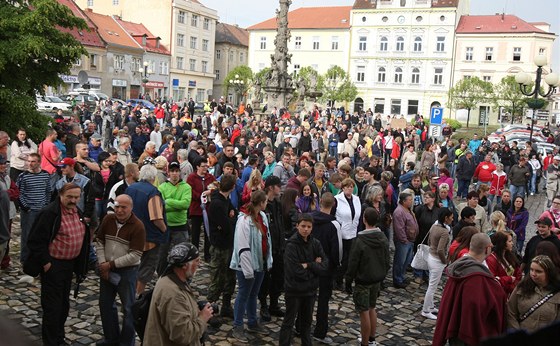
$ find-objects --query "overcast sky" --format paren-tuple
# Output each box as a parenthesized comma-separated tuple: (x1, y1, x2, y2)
(202, 0, 559, 70)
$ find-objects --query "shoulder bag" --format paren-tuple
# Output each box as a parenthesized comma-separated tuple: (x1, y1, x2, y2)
(519, 289, 560, 322)
(411, 230, 431, 271)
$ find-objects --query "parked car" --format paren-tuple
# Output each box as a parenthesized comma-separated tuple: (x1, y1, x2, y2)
(111, 98, 127, 107)
(126, 99, 156, 110)
(36, 96, 71, 111)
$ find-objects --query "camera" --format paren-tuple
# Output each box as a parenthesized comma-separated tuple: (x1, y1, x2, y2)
(197, 300, 220, 315)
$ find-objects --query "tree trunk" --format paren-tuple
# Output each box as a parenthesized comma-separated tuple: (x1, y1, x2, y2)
(466, 108, 470, 128)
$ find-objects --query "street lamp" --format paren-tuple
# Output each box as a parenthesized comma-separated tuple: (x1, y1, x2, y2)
(515, 54, 559, 141)
(139, 61, 153, 98)
(228, 74, 245, 105)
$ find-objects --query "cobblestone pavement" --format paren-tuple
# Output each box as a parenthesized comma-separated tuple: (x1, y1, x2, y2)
(0, 193, 546, 345)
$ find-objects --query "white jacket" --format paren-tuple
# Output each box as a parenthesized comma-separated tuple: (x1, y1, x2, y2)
(10, 140, 37, 171)
(335, 193, 362, 240)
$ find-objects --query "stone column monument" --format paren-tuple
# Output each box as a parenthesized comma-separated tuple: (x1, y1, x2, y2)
(263, 0, 295, 111)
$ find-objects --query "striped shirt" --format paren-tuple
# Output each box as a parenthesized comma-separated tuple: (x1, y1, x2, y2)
(16, 170, 52, 210)
(49, 206, 85, 260)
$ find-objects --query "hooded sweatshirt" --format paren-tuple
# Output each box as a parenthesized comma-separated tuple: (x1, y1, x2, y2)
(310, 210, 342, 272)
(345, 228, 390, 285)
(432, 256, 507, 346)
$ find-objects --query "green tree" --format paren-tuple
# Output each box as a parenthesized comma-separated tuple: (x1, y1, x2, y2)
(295, 66, 324, 100)
(492, 75, 526, 124)
(224, 65, 253, 103)
(447, 77, 493, 128)
(0, 0, 88, 140)
(320, 65, 358, 106)
(252, 67, 270, 101)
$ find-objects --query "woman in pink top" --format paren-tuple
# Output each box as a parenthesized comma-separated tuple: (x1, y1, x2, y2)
(438, 168, 454, 199)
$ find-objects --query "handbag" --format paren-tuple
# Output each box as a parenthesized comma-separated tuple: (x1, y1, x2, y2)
(519, 289, 560, 322)
(411, 230, 431, 271)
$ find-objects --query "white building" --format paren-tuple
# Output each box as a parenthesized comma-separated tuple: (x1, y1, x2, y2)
(247, 6, 352, 76)
(452, 14, 556, 125)
(349, 0, 469, 117)
(76, 0, 218, 102)
(214, 23, 249, 105)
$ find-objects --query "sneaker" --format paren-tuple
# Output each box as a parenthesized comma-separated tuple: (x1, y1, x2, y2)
(393, 281, 408, 289)
(357, 336, 377, 345)
(421, 311, 438, 320)
(18, 275, 35, 284)
(232, 326, 248, 343)
(430, 307, 439, 314)
(313, 336, 334, 344)
(247, 323, 267, 334)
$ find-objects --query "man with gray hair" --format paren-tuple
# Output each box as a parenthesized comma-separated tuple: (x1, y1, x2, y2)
(392, 192, 419, 289)
(125, 164, 167, 296)
(138, 141, 156, 169)
(433, 233, 507, 345)
(176, 149, 193, 180)
(116, 137, 132, 166)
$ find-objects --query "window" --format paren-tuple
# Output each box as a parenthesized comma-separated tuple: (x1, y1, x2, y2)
(178, 11, 185, 24)
(201, 61, 208, 73)
(378, 67, 386, 82)
(113, 54, 124, 70)
(197, 89, 205, 102)
(483, 75, 491, 82)
(394, 67, 403, 83)
(295, 36, 301, 49)
(359, 36, 367, 51)
(396, 36, 404, 51)
(434, 68, 443, 85)
(177, 34, 184, 47)
(485, 47, 493, 61)
(202, 39, 209, 52)
(539, 48, 546, 54)
(391, 99, 401, 114)
(189, 59, 196, 71)
(413, 37, 422, 52)
(408, 100, 419, 115)
(513, 47, 521, 61)
(374, 98, 384, 113)
(74, 58, 82, 67)
(159, 61, 169, 75)
(411, 68, 420, 84)
(203, 18, 210, 30)
(465, 47, 473, 61)
(260, 37, 266, 50)
(464, 75, 471, 80)
(176, 57, 183, 69)
(331, 36, 339, 50)
(87, 0, 93, 6)
(191, 14, 198, 27)
(112, 0, 118, 5)
(216, 49, 221, 59)
(215, 70, 220, 80)
(313, 36, 320, 50)
(356, 66, 365, 82)
(229, 51, 233, 61)
(190, 36, 197, 49)
(293, 64, 301, 75)
(380, 37, 388, 51)
(436, 37, 445, 52)
(239, 52, 244, 62)
(90, 54, 98, 68)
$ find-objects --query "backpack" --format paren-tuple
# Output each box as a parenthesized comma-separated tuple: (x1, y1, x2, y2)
(132, 289, 154, 341)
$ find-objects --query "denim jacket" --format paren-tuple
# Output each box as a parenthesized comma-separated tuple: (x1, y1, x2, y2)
(230, 211, 273, 279)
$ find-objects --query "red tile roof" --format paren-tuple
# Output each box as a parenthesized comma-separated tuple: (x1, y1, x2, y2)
(56, 0, 104, 48)
(116, 18, 171, 55)
(216, 23, 249, 46)
(456, 15, 553, 34)
(84, 9, 143, 50)
(353, 0, 376, 10)
(247, 6, 352, 30)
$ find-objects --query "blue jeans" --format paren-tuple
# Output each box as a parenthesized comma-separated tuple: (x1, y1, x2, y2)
(530, 174, 538, 194)
(234, 270, 265, 327)
(393, 241, 414, 285)
(328, 145, 337, 159)
(96, 199, 108, 221)
(516, 238, 525, 255)
(510, 185, 526, 199)
(99, 266, 138, 346)
(20, 209, 41, 263)
(457, 179, 471, 199)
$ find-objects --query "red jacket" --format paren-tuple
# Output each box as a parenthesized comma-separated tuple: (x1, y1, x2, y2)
(543, 155, 553, 171)
(433, 257, 507, 346)
(485, 252, 522, 296)
(186, 173, 216, 216)
(489, 170, 507, 196)
(390, 139, 401, 159)
(474, 161, 496, 183)
(154, 106, 165, 120)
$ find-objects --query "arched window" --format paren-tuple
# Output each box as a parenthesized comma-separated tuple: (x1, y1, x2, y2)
(411, 68, 420, 84)
(378, 67, 386, 82)
(380, 37, 388, 51)
(413, 37, 422, 52)
(394, 67, 403, 83)
(396, 36, 404, 51)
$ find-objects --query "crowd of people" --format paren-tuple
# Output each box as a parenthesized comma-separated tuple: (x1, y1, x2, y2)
(1, 98, 560, 346)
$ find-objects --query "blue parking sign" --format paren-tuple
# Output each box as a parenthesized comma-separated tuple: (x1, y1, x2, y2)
(431, 107, 443, 125)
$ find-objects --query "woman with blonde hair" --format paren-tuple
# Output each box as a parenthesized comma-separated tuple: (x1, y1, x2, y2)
(241, 168, 264, 205)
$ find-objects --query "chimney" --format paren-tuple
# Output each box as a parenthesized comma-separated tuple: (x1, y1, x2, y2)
(501, 12, 505, 21)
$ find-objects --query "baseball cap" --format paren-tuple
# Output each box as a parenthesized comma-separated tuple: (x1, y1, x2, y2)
(167, 243, 199, 266)
(265, 175, 282, 189)
(91, 133, 102, 140)
(0, 154, 7, 164)
(554, 155, 560, 161)
(535, 217, 553, 227)
(57, 157, 76, 167)
(168, 162, 180, 171)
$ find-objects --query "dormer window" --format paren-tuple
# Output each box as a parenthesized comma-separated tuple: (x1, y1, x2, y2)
(142, 35, 146, 46)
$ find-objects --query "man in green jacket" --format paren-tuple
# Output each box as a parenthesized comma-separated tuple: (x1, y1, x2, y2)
(346, 208, 390, 346)
(158, 162, 192, 273)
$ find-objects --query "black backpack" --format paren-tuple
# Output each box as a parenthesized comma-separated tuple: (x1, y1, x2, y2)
(132, 289, 154, 341)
